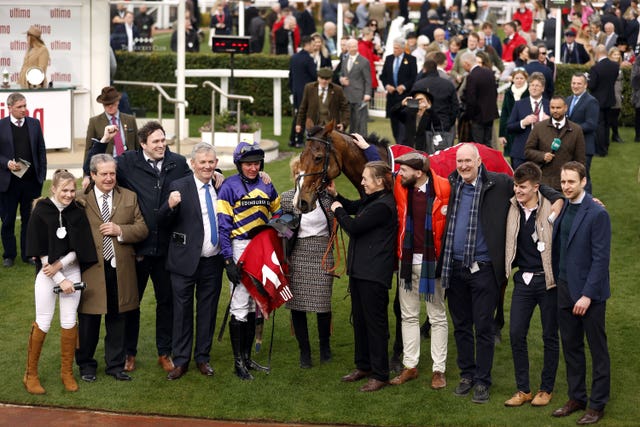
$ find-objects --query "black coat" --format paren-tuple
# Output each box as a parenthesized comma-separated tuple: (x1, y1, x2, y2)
(463, 65, 498, 123)
(289, 49, 317, 108)
(524, 60, 555, 99)
(334, 191, 397, 288)
(391, 104, 443, 152)
(411, 71, 460, 129)
(589, 58, 620, 109)
(560, 42, 590, 64)
(380, 54, 418, 116)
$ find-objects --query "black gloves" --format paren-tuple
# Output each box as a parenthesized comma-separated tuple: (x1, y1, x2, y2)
(225, 259, 242, 284)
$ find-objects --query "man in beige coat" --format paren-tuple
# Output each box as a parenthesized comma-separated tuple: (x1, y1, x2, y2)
(76, 154, 148, 382)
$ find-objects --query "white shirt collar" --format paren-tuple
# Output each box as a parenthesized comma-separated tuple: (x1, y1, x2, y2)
(570, 191, 587, 204)
(10, 115, 23, 126)
(552, 117, 567, 128)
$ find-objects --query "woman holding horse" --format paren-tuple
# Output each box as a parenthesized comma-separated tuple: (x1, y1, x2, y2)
(23, 169, 97, 394)
(330, 161, 397, 392)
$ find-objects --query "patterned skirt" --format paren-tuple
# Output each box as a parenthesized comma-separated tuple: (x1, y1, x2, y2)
(285, 235, 334, 313)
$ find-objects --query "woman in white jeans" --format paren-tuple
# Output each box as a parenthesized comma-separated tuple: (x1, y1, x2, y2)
(24, 169, 97, 394)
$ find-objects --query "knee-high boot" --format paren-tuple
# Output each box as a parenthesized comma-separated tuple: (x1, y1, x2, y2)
(60, 325, 79, 392)
(244, 312, 269, 373)
(317, 311, 332, 362)
(229, 316, 253, 380)
(291, 310, 311, 368)
(24, 322, 47, 394)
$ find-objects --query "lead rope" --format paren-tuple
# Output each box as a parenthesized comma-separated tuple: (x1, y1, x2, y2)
(322, 217, 346, 278)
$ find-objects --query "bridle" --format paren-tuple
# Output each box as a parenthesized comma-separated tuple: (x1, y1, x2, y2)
(295, 134, 341, 195)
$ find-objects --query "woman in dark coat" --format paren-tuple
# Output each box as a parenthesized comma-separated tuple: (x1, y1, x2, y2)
(499, 68, 529, 157)
(392, 90, 444, 153)
(330, 161, 397, 392)
(23, 170, 97, 394)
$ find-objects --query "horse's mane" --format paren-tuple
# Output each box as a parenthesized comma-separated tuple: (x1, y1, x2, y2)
(306, 126, 390, 150)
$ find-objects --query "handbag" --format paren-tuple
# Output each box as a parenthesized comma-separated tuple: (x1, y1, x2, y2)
(424, 123, 455, 153)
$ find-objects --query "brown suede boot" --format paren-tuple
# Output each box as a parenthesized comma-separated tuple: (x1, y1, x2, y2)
(60, 325, 79, 392)
(24, 322, 46, 394)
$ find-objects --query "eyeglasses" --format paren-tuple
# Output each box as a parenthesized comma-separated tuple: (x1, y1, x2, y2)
(539, 51, 547, 55)
(369, 23, 377, 27)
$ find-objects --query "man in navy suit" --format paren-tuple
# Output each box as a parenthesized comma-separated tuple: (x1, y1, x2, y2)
(460, 51, 498, 147)
(560, 29, 590, 64)
(507, 72, 550, 169)
(0, 92, 46, 267)
(481, 22, 502, 59)
(159, 143, 225, 380)
(589, 45, 620, 157)
(551, 161, 610, 425)
(524, 45, 555, 99)
(380, 38, 417, 144)
(288, 36, 317, 147)
(566, 73, 599, 194)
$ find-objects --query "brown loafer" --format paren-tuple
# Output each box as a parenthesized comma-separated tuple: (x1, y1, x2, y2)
(552, 400, 586, 417)
(504, 391, 533, 407)
(389, 367, 418, 385)
(531, 391, 552, 406)
(360, 378, 388, 392)
(197, 362, 215, 376)
(167, 365, 187, 381)
(123, 355, 135, 372)
(431, 371, 447, 390)
(341, 369, 372, 382)
(158, 355, 175, 372)
(576, 408, 604, 425)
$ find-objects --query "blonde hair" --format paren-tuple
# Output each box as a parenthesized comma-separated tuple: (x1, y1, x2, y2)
(289, 154, 301, 181)
(51, 169, 76, 191)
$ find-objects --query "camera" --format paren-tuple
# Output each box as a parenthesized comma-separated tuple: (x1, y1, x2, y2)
(406, 98, 420, 109)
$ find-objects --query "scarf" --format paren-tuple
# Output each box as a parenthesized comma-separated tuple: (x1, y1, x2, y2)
(511, 82, 528, 101)
(441, 168, 484, 289)
(400, 181, 436, 301)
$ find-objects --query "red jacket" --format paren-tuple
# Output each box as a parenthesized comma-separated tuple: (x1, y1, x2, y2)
(512, 9, 533, 32)
(358, 39, 380, 89)
(394, 170, 450, 261)
(502, 32, 527, 62)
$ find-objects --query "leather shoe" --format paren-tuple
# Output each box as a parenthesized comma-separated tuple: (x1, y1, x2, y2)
(108, 371, 132, 381)
(454, 378, 474, 396)
(197, 362, 215, 376)
(552, 400, 586, 417)
(167, 365, 188, 380)
(531, 391, 552, 406)
(3, 258, 13, 268)
(359, 378, 388, 392)
(124, 355, 135, 372)
(81, 373, 96, 383)
(389, 367, 418, 385)
(431, 371, 446, 390)
(341, 369, 372, 382)
(158, 355, 174, 372)
(504, 390, 533, 407)
(577, 408, 604, 425)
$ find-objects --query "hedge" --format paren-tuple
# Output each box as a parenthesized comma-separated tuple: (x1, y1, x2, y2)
(115, 52, 636, 126)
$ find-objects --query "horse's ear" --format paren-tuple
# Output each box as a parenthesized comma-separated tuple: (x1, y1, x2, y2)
(324, 120, 335, 135)
(305, 118, 315, 130)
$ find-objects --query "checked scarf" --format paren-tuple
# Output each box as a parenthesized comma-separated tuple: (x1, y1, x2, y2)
(400, 181, 436, 301)
(441, 170, 484, 289)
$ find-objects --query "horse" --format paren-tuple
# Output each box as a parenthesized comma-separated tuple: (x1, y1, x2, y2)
(295, 120, 390, 213)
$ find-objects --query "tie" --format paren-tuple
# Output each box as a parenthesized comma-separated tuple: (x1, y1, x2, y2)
(533, 101, 541, 122)
(569, 96, 578, 117)
(393, 56, 401, 87)
(101, 193, 115, 261)
(16, 119, 22, 127)
(321, 87, 327, 103)
(148, 159, 160, 174)
(555, 122, 562, 133)
(204, 184, 218, 246)
(111, 116, 125, 156)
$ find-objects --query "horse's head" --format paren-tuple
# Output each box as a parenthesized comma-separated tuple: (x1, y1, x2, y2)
(295, 121, 342, 213)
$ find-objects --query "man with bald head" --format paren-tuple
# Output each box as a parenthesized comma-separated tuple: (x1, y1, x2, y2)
(439, 143, 563, 404)
(340, 38, 371, 135)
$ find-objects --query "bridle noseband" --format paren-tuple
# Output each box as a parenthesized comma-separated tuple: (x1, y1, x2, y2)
(296, 134, 340, 195)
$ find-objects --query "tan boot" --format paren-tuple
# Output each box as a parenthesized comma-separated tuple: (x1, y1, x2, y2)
(60, 325, 79, 392)
(23, 322, 46, 394)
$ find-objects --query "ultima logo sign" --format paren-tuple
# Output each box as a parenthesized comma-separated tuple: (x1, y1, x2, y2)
(0, 102, 45, 130)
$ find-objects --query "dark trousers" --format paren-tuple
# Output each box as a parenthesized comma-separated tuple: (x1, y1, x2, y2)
(289, 107, 303, 146)
(509, 272, 559, 393)
(557, 281, 610, 411)
(634, 107, 640, 139)
(610, 108, 620, 138)
(75, 261, 126, 375)
(447, 260, 499, 386)
(125, 255, 173, 357)
(170, 255, 224, 367)
(470, 121, 494, 147)
(349, 278, 390, 382)
(585, 154, 593, 194)
(389, 111, 406, 145)
(0, 174, 41, 261)
(595, 108, 614, 156)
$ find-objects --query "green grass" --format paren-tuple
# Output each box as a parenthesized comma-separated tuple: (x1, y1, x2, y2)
(1, 122, 638, 426)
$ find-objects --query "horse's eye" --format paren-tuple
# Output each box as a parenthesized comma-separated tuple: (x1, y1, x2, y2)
(313, 156, 323, 164)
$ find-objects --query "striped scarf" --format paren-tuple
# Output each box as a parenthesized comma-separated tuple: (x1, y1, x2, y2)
(400, 181, 436, 301)
(441, 169, 483, 289)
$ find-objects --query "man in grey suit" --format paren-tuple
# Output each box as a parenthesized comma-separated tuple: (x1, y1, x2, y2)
(340, 38, 371, 135)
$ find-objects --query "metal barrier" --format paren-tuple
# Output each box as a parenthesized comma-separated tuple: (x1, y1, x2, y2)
(202, 80, 255, 146)
(113, 80, 196, 151)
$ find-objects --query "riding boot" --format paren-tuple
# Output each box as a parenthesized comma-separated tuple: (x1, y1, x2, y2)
(229, 316, 253, 380)
(60, 325, 79, 392)
(244, 312, 269, 373)
(317, 311, 332, 363)
(24, 322, 46, 394)
(291, 310, 312, 368)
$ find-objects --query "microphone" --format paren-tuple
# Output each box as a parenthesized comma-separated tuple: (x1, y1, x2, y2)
(53, 282, 87, 294)
(551, 138, 561, 154)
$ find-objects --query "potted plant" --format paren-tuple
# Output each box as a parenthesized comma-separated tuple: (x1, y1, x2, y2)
(199, 110, 261, 147)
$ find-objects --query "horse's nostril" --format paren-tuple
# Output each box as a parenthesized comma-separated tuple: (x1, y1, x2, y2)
(300, 200, 308, 212)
